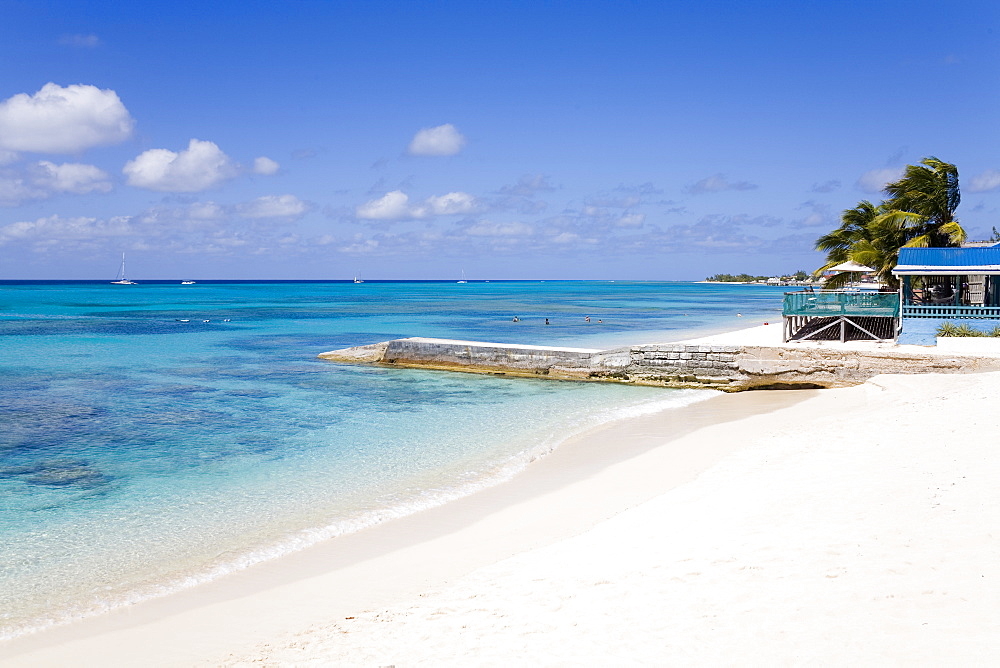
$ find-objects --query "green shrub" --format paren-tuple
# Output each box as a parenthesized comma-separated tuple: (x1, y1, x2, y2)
(936, 322, 1000, 337)
(937, 322, 962, 337)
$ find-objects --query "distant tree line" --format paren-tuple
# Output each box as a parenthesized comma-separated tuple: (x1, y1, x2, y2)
(706, 273, 767, 282)
(707, 270, 809, 282)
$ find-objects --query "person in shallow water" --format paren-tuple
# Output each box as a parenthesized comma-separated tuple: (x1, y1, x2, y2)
(545, 318, 550, 325)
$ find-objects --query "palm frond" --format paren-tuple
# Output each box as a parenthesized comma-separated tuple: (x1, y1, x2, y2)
(821, 272, 853, 290)
(937, 220, 967, 245)
(903, 234, 932, 248)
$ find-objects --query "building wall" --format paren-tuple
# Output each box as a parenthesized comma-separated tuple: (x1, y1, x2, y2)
(898, 317, 941, 345)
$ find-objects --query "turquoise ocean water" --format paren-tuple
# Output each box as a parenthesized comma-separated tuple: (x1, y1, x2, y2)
(0, 280, 784, 638)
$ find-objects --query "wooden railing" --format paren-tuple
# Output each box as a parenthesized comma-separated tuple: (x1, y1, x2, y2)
(903, 304, 1000, 319)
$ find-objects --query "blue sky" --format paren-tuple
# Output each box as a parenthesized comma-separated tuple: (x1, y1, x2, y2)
(1, 0, 998, 280)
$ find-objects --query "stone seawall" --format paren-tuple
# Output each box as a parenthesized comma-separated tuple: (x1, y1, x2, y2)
(319, 337, 1000, 391)
(328, 337, 609, 381)
(621, 343, 998, 390)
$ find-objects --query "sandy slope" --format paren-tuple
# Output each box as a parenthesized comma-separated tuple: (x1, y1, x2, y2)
(218, 371, 1000, 666)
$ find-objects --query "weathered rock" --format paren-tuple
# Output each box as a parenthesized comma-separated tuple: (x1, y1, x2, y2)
(318, 338, 1000, 392)
(317, 341, 390, 363)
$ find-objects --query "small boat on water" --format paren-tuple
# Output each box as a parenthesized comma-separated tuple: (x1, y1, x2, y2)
(353, 273, 364, 283)
(457, 269, 467, 284)
(110, 253, 136, 285)
(181, 280, 196, 285)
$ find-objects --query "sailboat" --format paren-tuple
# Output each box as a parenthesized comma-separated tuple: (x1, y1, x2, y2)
(457, 269, 467, 284)
(353, 272, 364, 284)
(110, 252, 136, 285)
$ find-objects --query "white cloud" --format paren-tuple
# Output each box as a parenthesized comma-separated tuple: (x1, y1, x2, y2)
(968, 169, 1000, 193)
(811, 180, 841, 193)
(616, 213, 645, 228)
(465, 221, 534, 237)
(0, 160, 112, 204)
(498, 174, 555, 197)
(615, 182, 663, 196)
(856, 167, 904, 194)
(253, 156, 280, 175)
(238, 194, 308, 219)
(407, 123, 466, 156)
(685, 174, 758, 194)
(124, 139, 237, 192)
(795, 200, 834, 227)
(424, 191, 479, 215)
(357, 190, 412, 219)
(187, 202, 226, 220)
(580, 205, 645, 229)
(551, 232, 582, 244)
(492, 175, 555, 214)
(31, 161, 112, 194)
(131, 197, 306, 232)
(338, 238, 381, 254)
(0, 214, 132, 244)
(357, 190, 479, 220)
(59, 34, 101, 48)
(0, 83, 134, 153)
(0, 150, 17, 166)
(0, 175, 33, 205)
(587, 195, 640, 209)
(133, 202, 222, 229)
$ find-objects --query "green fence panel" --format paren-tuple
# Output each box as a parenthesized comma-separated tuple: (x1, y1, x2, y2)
(782, 292, 900, 318)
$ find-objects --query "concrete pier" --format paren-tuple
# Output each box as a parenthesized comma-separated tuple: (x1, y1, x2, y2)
(319, 336, 1000, 391)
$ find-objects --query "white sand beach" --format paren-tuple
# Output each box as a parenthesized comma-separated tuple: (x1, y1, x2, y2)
(4, 352, 1000, 665)
(682, 319, 1000, 357)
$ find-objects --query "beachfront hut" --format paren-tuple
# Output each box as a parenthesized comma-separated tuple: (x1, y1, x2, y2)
(892, 245, 1000, 344)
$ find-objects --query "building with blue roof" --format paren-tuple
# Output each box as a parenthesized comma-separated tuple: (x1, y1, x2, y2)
(893, 244, 1000, 344)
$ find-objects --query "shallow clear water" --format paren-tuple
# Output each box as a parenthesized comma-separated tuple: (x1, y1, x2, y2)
(0, 280, 784, 637)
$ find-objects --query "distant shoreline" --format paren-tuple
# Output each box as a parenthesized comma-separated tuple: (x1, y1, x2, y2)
(698, 280, 815, 286)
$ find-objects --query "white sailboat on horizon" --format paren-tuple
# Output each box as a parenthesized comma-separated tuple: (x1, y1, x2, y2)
(110, 252, 136, 285)
(457, 269, 467, 284)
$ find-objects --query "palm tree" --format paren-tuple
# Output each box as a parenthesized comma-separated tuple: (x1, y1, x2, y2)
(844, 214, 911, 289)
(881, 156, 965, 248)
(815, 200, 880, 263)
(814, 200, 885, 289)
(814, 157, 967, 290)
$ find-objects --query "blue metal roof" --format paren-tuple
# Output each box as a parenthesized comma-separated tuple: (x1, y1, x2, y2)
(895, 246, 1000, 274)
